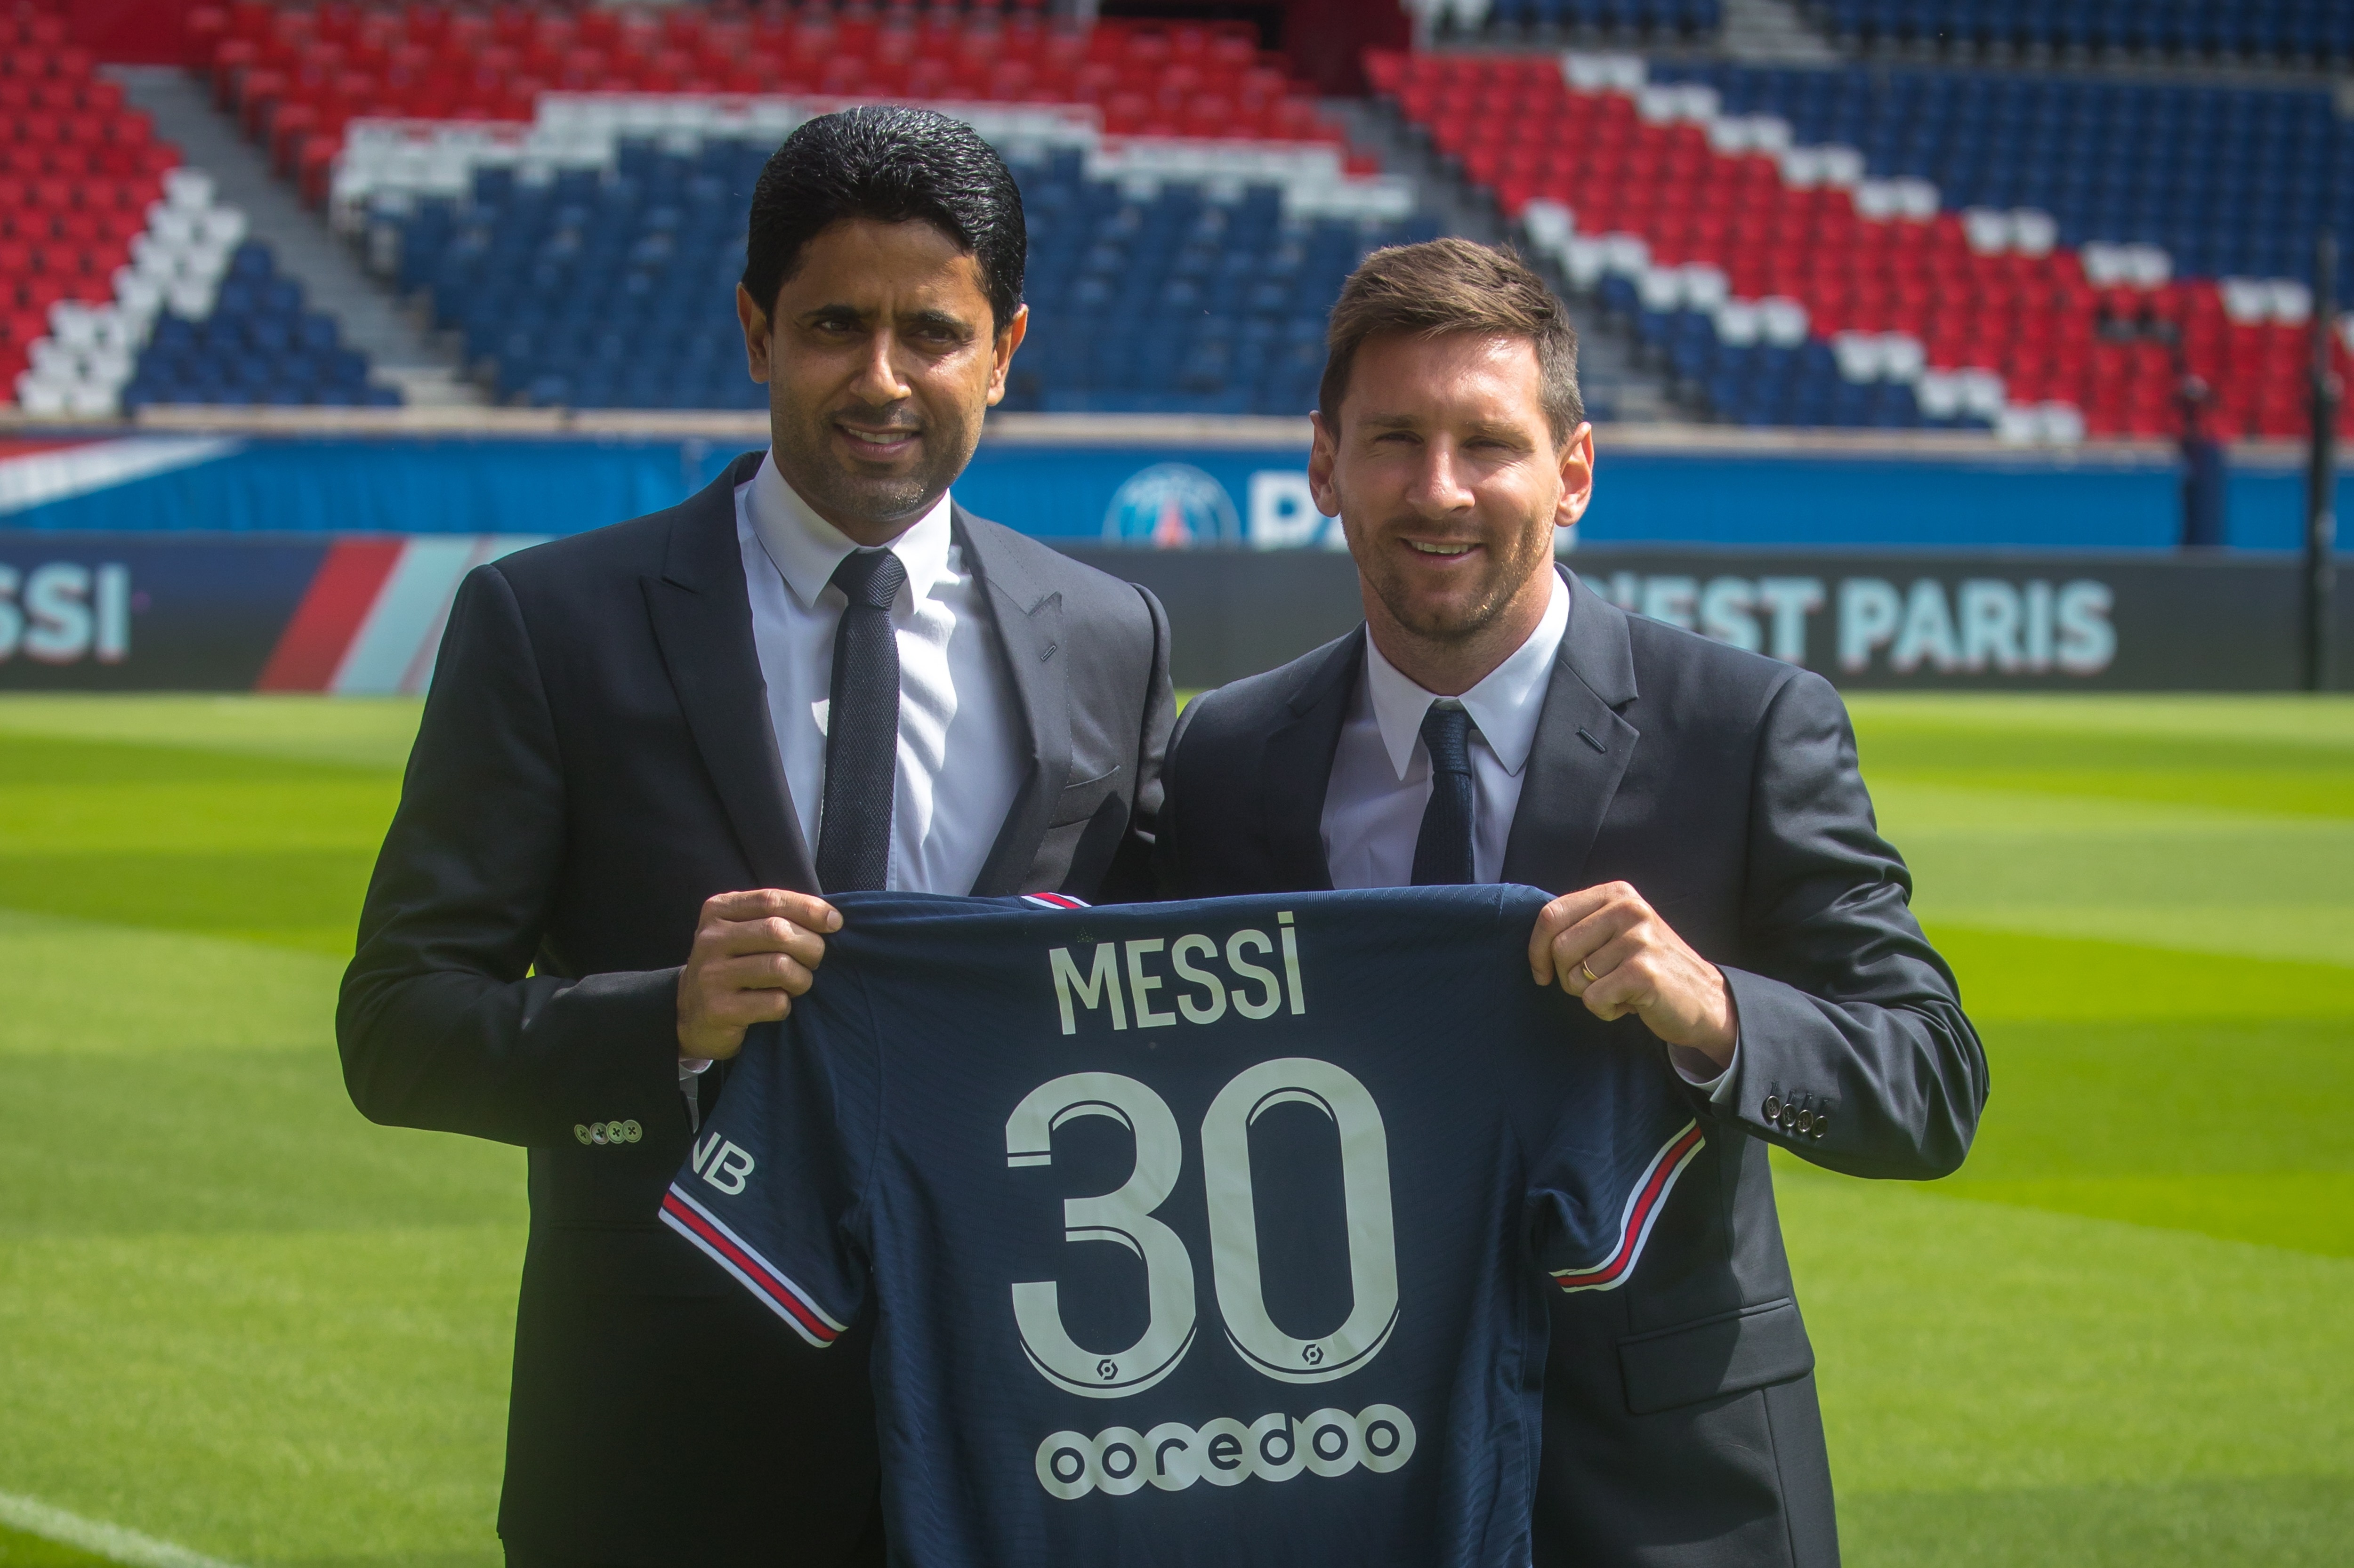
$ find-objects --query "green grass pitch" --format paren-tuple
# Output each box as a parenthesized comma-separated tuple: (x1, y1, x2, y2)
(0, 691, 2347, 1566)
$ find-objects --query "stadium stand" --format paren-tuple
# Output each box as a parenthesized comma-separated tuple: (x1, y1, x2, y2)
(1478, 0, 1725, 38)
(360, 95, 1422, 414)
(1, 6, 178, 414)
(186, 5, 1365, 207)
(1813, 0, 2354, 67)
(1008, 155, 1438, 415)
(123, 221, 393, 410)
(2, 1, 396, 415)
(179, 5, 1428, 415)
(1369, 46, 2354, 440)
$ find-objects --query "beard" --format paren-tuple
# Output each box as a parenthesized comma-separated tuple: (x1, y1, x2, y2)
(1357, 515, 1557, 645)
(771, 397, 976, 530)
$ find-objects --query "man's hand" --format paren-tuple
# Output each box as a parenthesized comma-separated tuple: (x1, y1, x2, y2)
(677, 889, 842, 1061)
(1529, 882, 1737, 1067)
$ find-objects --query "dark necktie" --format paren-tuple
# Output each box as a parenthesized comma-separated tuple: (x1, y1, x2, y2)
(1410, 700, 1476, 886)
(814, 548, 907, 893)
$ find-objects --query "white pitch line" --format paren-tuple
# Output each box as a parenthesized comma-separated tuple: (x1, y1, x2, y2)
(0, 1491, 248, 1568)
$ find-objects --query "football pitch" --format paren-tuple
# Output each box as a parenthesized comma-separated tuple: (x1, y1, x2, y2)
(0, 692, 2347, 1567)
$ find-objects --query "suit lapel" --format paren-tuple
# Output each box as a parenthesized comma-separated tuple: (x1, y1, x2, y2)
(642, 450, 818, 892)
(960, 509, 1073, 897)
(1258, 628, 1363, 893)
(1501, 567, 1642, 892)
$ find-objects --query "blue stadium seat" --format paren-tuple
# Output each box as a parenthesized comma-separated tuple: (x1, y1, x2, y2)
(1815, 0, 2349, 65)
(393, 134, 1432, 413)
(122, 241, 395, 411)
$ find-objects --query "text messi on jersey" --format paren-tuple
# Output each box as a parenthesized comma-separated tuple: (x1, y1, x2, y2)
(1049, 911, 1308, 1035)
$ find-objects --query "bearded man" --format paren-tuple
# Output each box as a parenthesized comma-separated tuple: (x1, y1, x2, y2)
(1154, 238, 1985, 1568)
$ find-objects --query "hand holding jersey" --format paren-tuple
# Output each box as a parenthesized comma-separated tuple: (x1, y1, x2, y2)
(676, 889, 841, 1062)
(1527, 882, 1739, 1069)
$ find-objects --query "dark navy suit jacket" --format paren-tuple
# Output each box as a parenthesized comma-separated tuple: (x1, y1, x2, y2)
(1154, 566, 1986, 1568)
(339, 450, 1174, 1566)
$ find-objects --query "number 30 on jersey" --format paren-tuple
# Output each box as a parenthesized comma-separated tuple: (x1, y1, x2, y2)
(1005, 1057, 1400, 1399)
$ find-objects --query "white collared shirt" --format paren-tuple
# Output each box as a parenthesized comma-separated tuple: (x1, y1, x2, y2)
(1320, 570, 1570, 890)
(734, 449, 1025, 897)
(1318, 570, 1733, 1097)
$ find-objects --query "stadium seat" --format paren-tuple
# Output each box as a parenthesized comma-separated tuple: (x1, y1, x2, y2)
(183, 4, 1358, 209)
(0, 3, 186, 410)
(1814, 0, 2353, 69)
(121, 237, 391, 410)
(10, 156, 399, 416)
(385, 138, 1431, 414)
(153, 1, 1419, 414)
(1478, 0, 1725, 38)
(1373, 46, 2354, 442)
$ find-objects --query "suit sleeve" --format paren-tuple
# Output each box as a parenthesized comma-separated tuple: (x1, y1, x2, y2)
(336, 563, 685, 1148)
(1095, 581, 1177, 904)
(1713, 671, 1988, 1180)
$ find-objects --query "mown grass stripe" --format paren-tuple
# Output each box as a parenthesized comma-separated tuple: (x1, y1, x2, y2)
(0, 1496, 243, 1568)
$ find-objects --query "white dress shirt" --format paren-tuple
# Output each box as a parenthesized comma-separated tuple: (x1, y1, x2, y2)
(1318, 571, 1733, 1097)
(735, 449, 1025, 896)
(1321, 571, 1570, 890)
(676, 455, 1029, 1111)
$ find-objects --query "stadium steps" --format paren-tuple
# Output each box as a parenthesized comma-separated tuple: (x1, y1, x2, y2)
(1321, 94, 1689, 426)
(1720, 0, 1842, 64)
(108, 66, 482, 408)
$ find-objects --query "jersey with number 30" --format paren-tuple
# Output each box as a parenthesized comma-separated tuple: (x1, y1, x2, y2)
(661, 885, 1702, 1568)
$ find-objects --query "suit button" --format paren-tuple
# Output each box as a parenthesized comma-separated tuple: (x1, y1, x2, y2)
(1762, 1094, 1782, 1125)
(573, 1124, 591, 1145)
(1793, 1107, 1814, 1135)
(1813, 1111, 1829, 1139)
(622, 1119, 643, 1143)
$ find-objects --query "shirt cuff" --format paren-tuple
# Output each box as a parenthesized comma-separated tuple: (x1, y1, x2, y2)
(677, 1057, 714, 1087)
(1668, 1040, 1738, 1105)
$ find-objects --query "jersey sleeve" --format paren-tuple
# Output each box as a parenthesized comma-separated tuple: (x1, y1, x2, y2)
(659, 982, 879, 1348)
(1521, 1008, 1708, 1296)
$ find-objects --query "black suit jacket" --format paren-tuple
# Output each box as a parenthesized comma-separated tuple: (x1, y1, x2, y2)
(339, 450, 1174, 1566)
(1154, 567, 1985, 1568)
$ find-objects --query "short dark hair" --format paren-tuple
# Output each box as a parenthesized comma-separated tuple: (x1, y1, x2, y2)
(1318, 238, 1584, 441)
(742, 105, 1026, 330)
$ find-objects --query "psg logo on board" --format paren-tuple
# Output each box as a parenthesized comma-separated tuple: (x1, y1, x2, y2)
(1102, 463, 1243, 549)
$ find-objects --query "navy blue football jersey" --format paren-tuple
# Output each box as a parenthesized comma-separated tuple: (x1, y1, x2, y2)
(662, 885, 1701, 1568)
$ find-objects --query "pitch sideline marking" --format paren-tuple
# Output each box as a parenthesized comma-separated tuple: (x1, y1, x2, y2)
(0, 1490, 248, 1568)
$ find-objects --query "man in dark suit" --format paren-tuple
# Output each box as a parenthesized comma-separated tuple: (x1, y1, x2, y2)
(339, 107, 1172, 1567)
(1155, 239, 1986, 1566)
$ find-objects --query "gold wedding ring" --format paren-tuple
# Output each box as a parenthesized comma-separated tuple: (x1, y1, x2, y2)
(1579, 960, 1599, 985)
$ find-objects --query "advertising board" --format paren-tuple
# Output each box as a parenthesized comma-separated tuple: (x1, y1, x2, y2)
(4, 532, 2344, 695)
(1062, 547, 2354, 692)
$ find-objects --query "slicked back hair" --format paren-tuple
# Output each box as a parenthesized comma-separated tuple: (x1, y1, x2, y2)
(742, 105, 1026, 330)
(1317, 238, 1584, 442)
